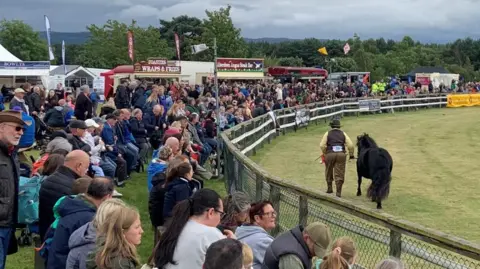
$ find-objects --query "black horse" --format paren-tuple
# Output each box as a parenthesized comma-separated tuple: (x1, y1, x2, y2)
(356, 133, 393, 209)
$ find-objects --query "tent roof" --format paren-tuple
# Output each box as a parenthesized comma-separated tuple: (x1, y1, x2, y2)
(406, 66, 449, 77)
(0, 44, 21, 61)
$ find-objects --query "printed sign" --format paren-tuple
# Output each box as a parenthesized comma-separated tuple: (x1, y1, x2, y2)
(295, 108, 310, 128)
(133, 64, 181, 73)
(147, 58, 168, 65)
(0, 61, 50, 69)
(216, 58, 264, 72)
(447, 94, 480, 108)
(359, 99, 381, 111)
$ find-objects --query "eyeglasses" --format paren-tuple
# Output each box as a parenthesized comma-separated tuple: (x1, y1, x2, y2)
(3, 124, 25, 132)
(261, 211, 277, 218)
(214, 209, 226, 218)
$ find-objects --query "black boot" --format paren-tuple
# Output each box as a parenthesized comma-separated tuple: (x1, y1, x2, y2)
(336, 181, 343, 197)
(326, 182, 333, 194)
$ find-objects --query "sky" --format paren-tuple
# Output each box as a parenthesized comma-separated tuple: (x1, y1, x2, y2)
(1, 0, 479, 43)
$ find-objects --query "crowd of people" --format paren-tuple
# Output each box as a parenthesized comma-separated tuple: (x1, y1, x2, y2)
(0, 78, 422, 269)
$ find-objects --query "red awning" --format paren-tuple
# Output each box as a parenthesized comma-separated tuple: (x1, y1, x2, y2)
(267, 66, 328, 77)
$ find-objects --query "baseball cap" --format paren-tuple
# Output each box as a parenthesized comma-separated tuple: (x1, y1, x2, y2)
(69, 120, 88, 129)
(85, 119, 99, 128)
(14, 88, 25, 94)
(305, 222, 332, 258)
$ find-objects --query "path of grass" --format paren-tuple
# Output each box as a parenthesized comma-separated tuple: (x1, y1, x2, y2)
(251, 107, 480, 243)
(6, 169, 227, 269)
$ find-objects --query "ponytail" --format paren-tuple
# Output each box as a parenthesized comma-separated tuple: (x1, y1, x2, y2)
(320, 237, 357, 269)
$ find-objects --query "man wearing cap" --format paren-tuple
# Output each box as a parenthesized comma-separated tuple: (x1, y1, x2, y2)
(319, 119, 355, 197)
(262, 222, 332, 269)
(67, 120, 91, 152)
(9, 88, 29, 115)
(0, 110, 31, 268)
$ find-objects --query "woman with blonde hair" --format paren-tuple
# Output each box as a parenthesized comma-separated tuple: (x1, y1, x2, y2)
(66, 199, 126, 269)
(86, 205, 144, 269)
(375, 258, 405, 269)
(144, 86, 160, 115)
(315, 237, 357, 269)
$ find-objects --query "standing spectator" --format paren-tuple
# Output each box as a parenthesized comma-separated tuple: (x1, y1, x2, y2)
(86, 204, 144, 269)
(74, 85, 93, 120)
(154, 189, 231, 269)
(0, 110, 31, 269)
(235, 201, 276, 269)
(263, 222, 332, 269)
(28, 86, 42, 115)
(39, 150, 90, 240)
(66, 199, 126, 269)
(45, 90, 59, 111)
(204, 239, 244, 269)
(47, 177, 114, 269)
(90, 89, 99, 117)
(114, 80, 130, 109)
(9, 88, 29, 114)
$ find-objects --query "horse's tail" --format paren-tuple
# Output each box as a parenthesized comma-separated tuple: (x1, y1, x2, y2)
(367, 166, 391, 202)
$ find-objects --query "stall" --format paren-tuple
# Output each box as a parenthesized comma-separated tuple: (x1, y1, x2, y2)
(267, 66, 328, 83)
(216, 58, 265, 81)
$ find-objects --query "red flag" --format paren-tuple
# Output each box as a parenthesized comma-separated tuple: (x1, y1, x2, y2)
(174, 33, 181, 61)
(127, 30, 134, 62)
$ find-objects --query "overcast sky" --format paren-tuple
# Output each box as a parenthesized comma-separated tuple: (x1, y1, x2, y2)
(1, 0, 479, 43)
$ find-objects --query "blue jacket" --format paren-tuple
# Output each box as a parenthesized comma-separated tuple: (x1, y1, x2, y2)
(90, 92, 98, 103)
(19, 112, 35, 148)
(147, 161, 168, 192)
(163, 177, 192, 218)
(66, 221, 96, 269)
(101, 123, 118, 160)
(47, 195, 96, 269)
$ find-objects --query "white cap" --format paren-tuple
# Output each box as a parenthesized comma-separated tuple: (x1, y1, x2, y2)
(85, 119, 99, 128)
(14, 88, 25, 94)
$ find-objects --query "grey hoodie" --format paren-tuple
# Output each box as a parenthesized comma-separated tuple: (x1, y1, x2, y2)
(66, 222, 96, 269)
(235, 225, 274, 269)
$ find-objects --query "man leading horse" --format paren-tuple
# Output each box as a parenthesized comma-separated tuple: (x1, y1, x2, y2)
(319, 119, 355, 197)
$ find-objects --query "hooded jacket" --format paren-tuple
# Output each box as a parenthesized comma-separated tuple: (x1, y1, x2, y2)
(236, 224, 274, 269)
(47, 194, 97, 269)
(162, 177, 192, 219)
(66, 221, 97, 269)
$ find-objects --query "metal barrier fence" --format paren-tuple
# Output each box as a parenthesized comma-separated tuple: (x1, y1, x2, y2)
(220, 94, 480, 269)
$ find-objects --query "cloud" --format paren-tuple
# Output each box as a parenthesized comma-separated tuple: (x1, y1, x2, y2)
(1, 0, 479, 42)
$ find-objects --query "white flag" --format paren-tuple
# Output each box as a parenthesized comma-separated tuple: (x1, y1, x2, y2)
(191, 44, 209, 54)
(44, 16, 55, 61)
(62, 40, 66, 74)
(343, 43, 350, 55)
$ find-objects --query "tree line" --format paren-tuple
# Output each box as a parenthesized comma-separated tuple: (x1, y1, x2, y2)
(1, 5, 480, 81)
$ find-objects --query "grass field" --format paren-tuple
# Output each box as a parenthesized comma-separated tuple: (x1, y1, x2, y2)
(6, 169, 227, 269)
(251, 107, 480, 243)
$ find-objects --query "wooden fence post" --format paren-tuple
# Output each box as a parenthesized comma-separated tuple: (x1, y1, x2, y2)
(389, 229, 402, 259)
(269, 184, 281, 236)
(299, 195, 308, 227)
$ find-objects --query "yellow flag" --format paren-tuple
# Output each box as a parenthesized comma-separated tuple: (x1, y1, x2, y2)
(318, 47, 328, 55)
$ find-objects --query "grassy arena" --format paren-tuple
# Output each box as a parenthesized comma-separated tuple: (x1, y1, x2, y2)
(251, 107, 480, 243)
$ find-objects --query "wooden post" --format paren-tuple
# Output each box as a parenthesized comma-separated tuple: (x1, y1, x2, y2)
(269, 184, 281, 236)
(256, 174, 263, 201)
(389, 229, 402, 259)
(299, 195, 308, 227)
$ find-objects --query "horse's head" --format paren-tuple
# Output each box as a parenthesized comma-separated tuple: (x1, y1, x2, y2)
(357, 133, 378, 150)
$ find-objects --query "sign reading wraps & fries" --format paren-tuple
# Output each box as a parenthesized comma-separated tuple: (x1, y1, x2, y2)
(447, 94, 480, 108)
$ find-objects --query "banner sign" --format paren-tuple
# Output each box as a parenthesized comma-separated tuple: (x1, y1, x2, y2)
(0, 61, 50, 69)
(295, 108, 310, 128)
(267, 111, 280, 129)
(216, 58, 264, 72)
(147, 58, 168, 65)
(447, 94, 480, 108)
(359, 99, 381, 111)
(127, 30, 134, 62)
(133, 63, 181, 73)
(416, 76, 430, 85)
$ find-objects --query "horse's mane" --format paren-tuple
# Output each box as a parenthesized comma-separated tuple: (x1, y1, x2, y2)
(357, 133, 378, 149)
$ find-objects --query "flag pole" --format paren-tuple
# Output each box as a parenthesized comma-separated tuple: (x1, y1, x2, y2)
(213, 37, 221, 176)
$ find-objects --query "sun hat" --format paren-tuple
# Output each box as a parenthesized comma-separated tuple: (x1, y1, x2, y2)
(14, 88, 25, 94)
(0, 110, 30, 126)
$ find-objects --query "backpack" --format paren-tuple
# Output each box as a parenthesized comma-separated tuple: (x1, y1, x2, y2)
(18, 174, 45, 224)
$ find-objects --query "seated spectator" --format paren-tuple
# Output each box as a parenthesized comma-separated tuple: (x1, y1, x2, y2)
(82, 119, 106, 177)
(67, 120, 91, 152)
(242, 243, 254, 269)
(235, 201, 276, 269)
(263, 222, 332, 269)
(47, 177, 114, 269)
(219, 192, 251, 232)
(39, 153, 65, 176)
(375, 258, 405, 269)
(143, 104, 166, 136)
(187, 113, 212, 166)
(147, 145, 173, 191)
(101, 114, 127, 186)
(204, 238, 244, 269)
(130, 108, 150, 164)
(39, 150, 90, 240)
(315, 237, 357, 269)
(162, 158, 195, 220)
(113, 110, 138, 174)
(154, 189, 231, 269)
(66, 199, 126, 269)
(44, 102, 67, 128)
(86, 204, 143, 269)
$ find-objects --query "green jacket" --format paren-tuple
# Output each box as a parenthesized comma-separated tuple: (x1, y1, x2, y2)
(85, 238, 138, 269)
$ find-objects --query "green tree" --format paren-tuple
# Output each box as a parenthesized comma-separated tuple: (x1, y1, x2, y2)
(0, 19, 49, 61)
(78, 20, 172, 69)
(278, 56, 303, 66)
(159, 16, 204, 61)
(200, 5, 248, 61)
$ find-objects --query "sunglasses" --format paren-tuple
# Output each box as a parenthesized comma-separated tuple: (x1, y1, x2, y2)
(4, 124, 25, 132)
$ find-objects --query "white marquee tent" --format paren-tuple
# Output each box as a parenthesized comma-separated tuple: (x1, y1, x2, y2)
(0, 44, 21, 62)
